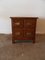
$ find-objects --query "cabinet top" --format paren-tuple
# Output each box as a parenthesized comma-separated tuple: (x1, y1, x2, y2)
(10, 17, 38, 19)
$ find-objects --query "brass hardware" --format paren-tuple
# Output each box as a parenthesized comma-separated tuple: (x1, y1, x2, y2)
(15, 32, 20, 35)
(26, 32, 31, 36)
(15, 22, 20, 25)
(27, 23, 32, 25)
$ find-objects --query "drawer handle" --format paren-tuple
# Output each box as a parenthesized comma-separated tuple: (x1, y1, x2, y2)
(27, 23, 32, 25)
(26, 32, 32, 36)
(15, 22, 20, 25)
(15, 32, 20, 35)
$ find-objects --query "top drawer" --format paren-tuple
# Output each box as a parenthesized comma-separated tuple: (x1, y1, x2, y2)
(24, 18, 36, 28)
(12, 18, 24, 28)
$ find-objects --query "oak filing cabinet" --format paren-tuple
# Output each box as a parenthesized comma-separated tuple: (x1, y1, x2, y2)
(10, 17, 38, 43)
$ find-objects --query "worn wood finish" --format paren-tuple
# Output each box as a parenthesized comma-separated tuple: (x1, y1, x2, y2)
(10, 17, 38, 43)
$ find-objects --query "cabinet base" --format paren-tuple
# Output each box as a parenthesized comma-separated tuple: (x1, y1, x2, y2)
(33, 40, 35, 43)
(12, 40, 15, 44)
(12, 40, 35, 44)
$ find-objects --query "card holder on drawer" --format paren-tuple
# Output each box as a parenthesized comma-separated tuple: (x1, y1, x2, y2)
(25, 32, 33, 37)
(15, 32, 20, 36)
(24, 22, 35, 28)
(26, 32, 32, 36)
(15, 22, 20, 26)
(26, 22, 33, 26)
(14, 21, 23, 28)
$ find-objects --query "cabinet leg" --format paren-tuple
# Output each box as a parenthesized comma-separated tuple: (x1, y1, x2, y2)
(12, 40, 15, 44)
(33, 40, 35, 43)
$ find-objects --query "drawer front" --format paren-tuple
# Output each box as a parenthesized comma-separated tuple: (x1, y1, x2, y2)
(12, 18, 24, 28)
(24, 19, 36, 28)
(24, 29, 35, 40)
(13, 29, 24, 40)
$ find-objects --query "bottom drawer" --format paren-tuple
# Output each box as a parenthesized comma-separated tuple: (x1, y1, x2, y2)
(13, 29, 24, 40)
(24, 29, 34, 40)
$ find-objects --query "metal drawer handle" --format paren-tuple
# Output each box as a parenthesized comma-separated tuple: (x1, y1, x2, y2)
(26, 32, 32, 35)
(15, 32, 20, 35)
(15, 22, 20, 25)
(27, 23, 32, 25)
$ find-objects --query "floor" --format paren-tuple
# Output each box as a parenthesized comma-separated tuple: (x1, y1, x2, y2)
(0, 34, 45, 60)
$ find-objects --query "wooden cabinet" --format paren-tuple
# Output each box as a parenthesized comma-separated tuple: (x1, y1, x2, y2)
(10, 17, 38, 43)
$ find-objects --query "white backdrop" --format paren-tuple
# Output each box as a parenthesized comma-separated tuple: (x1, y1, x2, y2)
(0, 0, 45, 34)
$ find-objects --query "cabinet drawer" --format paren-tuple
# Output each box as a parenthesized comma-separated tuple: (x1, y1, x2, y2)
(24, 19, 36, 28)
(12, 18, 24, 28)
(24, 29, 34, 40)
(13, 29, 24, 40)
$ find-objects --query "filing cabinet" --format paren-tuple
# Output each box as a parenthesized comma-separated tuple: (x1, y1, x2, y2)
(10, 17, 38, 43)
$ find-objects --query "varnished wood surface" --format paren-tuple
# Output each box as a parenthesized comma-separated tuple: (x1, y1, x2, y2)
(10, 17, 38, 43)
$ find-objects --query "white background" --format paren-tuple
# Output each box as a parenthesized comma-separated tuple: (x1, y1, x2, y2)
(0, 0, 45, 34)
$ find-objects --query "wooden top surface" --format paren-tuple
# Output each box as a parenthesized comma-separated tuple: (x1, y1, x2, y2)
(10, 17, 38, 19)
